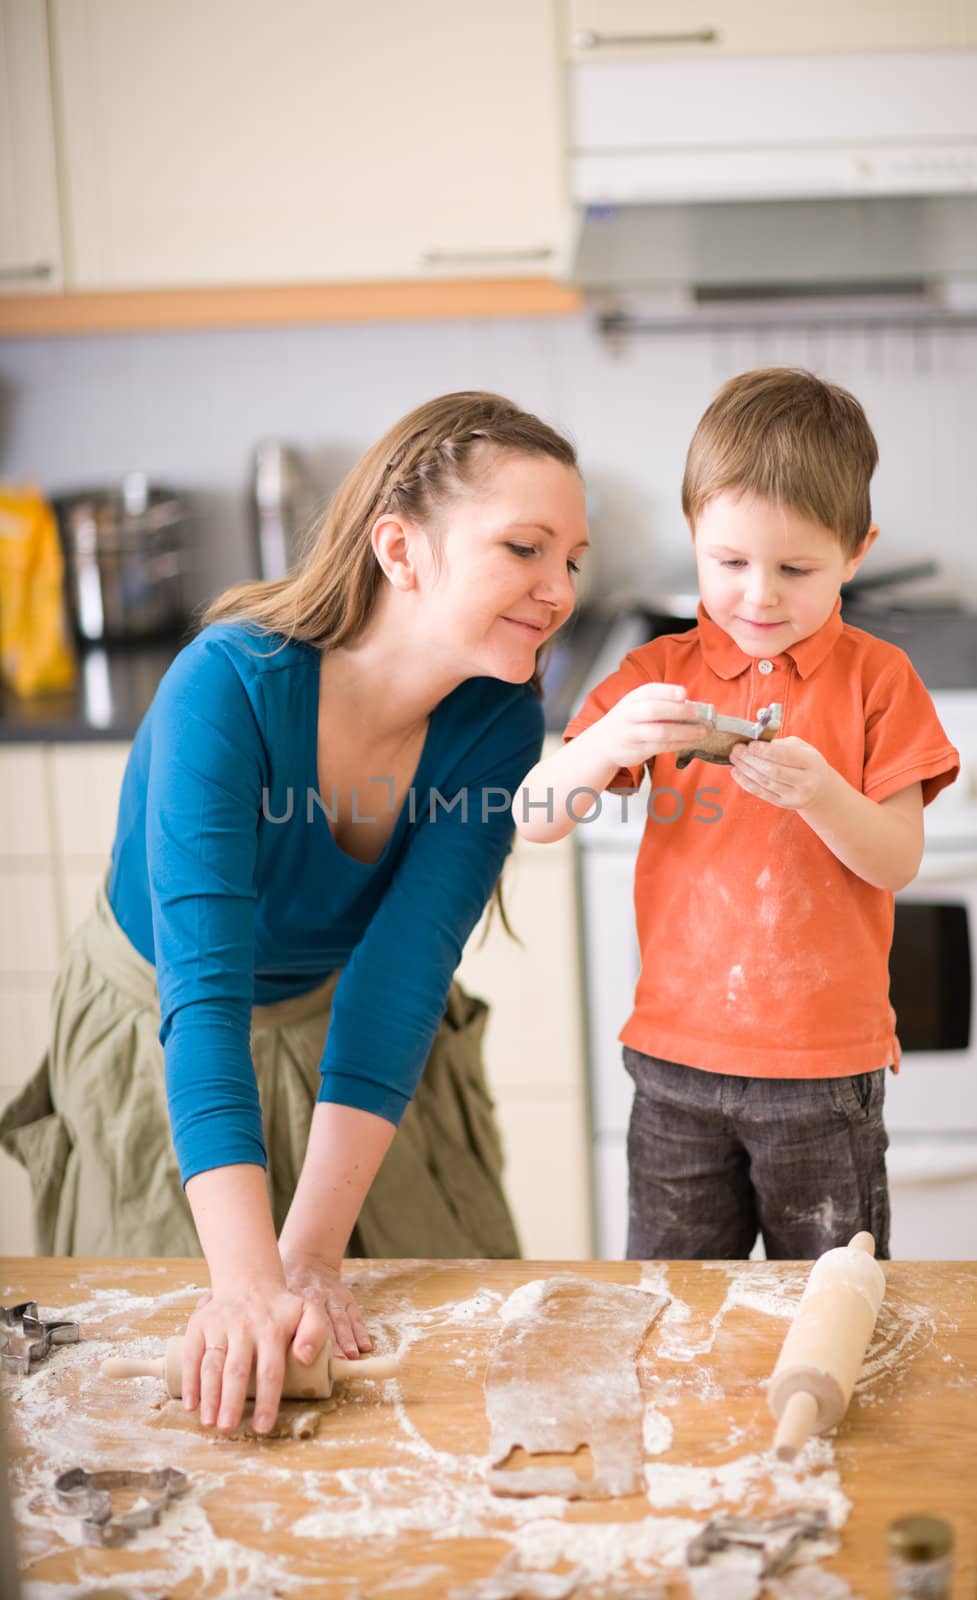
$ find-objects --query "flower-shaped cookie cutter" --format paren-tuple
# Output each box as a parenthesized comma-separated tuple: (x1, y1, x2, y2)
(0, 1300, 80, 1376)
(53, 1465, 190, 1547)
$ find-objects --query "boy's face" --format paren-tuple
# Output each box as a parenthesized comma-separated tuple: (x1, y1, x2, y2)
(692, 491, 877, 658)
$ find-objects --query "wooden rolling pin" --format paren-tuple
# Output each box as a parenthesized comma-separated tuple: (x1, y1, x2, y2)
(767, 1231, 886, 1461)
(102, 1336, 399, 1401)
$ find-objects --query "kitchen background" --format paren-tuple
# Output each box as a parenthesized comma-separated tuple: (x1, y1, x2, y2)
(3, 315, 977, 611)
(3, 0, 977, 1264)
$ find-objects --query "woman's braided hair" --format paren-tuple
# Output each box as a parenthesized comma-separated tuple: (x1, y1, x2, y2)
(205, 391, 578, 698)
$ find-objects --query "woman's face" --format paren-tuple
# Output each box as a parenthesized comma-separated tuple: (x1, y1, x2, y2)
(418, 451, 589, 684)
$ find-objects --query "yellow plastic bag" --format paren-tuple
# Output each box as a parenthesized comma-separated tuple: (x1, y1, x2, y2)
(0, 485, 76, 697)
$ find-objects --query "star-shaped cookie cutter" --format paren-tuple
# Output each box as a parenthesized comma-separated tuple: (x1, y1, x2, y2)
(686, 1505, 831, 1576)
(0, 1300, 80, 1375)
(53, 1465, 190, 1547)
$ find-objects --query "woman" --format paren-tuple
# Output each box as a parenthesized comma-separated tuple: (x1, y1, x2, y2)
(1, 391, 588, 1432)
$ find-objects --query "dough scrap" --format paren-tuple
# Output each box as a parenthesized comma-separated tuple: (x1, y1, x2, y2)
(148, 1397, 331, 1440)
(485, 1277, 668, 1500)
(449, 1550, 583, 1598)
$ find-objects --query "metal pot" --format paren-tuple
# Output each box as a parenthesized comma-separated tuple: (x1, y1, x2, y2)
(54, 474, 192, 646)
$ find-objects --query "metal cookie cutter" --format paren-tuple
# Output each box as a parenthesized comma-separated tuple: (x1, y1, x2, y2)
(676, 701, 783, 769)
(0, 1301, 80, 1375)
(54, 1465, 189, 1547)
(686, 1505, 831, 1576)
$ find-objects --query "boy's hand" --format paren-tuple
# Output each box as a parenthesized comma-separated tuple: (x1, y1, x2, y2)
(594, 683, 706, 770)
(729, 735, 832, 810)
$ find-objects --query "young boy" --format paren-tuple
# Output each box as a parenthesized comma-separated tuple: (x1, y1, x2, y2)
(517, 368, 959, 1261)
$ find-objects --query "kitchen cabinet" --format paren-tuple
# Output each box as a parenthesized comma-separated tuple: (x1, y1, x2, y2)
(49, 0, 568, 291)
(0, 735, 593, 1261)
(0, 742, 130, 1257)
(458, 823, 593, 1260)
(568, 0, 977, 58)
(0, 0, 64, 294)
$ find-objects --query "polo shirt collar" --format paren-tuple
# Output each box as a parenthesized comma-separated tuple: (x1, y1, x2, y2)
(696, 598, 844, 680)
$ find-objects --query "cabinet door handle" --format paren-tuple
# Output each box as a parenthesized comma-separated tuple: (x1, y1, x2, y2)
(421, 246, 555, 267)
(0, 262, 55, 282)
(574, 28, 719, 48)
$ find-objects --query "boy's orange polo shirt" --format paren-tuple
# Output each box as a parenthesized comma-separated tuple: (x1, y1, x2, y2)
(565, 602, 959, 1079)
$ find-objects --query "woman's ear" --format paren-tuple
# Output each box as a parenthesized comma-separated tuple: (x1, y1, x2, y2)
(371, 514, 418, 591)
(843, 523, 880, 583)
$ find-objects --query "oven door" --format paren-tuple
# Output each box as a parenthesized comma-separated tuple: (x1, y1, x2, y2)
(885, 845, 977, 1134)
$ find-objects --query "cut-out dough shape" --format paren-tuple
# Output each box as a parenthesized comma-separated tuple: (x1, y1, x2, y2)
(485, 1277, 668, 1499)
(148, 1397, 331, 1440)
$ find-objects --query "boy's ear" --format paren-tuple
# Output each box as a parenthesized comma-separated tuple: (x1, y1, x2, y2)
(843, 524, 880, 582)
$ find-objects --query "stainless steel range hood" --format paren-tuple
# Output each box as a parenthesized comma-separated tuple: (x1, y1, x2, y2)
(569, 50, 977, 298)
(573, 195, 977, 299)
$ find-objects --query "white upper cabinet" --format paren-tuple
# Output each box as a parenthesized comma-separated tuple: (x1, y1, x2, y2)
(567, 1, 977, 58)
(0, 0, 64, 294)
(49, 0, 567, 290)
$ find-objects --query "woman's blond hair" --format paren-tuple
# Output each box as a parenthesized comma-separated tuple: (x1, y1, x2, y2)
(205, 389, 578, 698)
(682, 368, 878, 556)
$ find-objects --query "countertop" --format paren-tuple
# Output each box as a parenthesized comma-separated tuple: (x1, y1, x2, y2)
(0, 641, 183, 743)
(0, 624, 593, 742)
(2, 1256, 975, 1597)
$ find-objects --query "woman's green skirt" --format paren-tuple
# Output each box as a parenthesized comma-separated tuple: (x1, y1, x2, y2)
(0, 881, 520, 1260)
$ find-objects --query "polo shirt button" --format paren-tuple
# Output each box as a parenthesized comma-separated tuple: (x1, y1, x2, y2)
(757, 659, 774, 675)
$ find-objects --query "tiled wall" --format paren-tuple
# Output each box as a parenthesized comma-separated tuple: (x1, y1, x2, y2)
(2, 306, 975, 608)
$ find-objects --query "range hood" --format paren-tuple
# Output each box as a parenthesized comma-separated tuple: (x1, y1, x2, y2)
(569, 50, 977, 297)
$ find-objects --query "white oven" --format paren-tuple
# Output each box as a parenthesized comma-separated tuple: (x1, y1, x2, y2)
(577, 686, 977, 1260)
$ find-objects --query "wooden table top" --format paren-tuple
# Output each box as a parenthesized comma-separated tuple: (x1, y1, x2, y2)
(2, 1256, 975, 1598)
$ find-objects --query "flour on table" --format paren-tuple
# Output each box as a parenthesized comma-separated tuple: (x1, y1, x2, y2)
(449, 1548, 584, 1599)
(513, 1514, 701, 1576)
(766, 1570, 856, 1598)
(642, 1407, 673, 1456)
(498, 1280, 547, 1324)
(4, 1262, 936, 1598)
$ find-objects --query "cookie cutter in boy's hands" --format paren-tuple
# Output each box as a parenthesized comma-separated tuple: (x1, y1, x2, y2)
(53, 1464, 190, 1547)
(0, 1300, 80, 1375)
(675, 701, 782, 769)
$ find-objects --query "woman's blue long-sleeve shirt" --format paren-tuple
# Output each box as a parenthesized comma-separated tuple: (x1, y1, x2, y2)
(107, 623, 544, 1185)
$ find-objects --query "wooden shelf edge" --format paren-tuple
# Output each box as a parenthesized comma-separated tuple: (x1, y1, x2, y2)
(0, 277, 582, 337)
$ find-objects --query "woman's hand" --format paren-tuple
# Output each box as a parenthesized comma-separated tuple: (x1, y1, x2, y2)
(181, 1276, 329, 1435)
(593, 683, 705, 771)
(279, 1247, 373, 1360)
(729, 735, 833, 810)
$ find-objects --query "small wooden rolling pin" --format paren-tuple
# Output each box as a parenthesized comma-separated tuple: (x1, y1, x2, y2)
(102, 1336, 399, 1401)
(767, 1231, 886, 1461)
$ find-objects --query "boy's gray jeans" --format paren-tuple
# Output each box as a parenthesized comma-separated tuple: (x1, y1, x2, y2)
(624, 1047, 890, 1260)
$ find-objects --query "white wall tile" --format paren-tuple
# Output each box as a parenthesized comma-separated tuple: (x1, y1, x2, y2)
(49, 744, 130, 859)
(0, 872, 60, 972)
(495, 1095, 593, 1259)
(0, 981, 52, 1089)
(0, 1140, 36, 1256)
(60, 865, 105, 944)
(0, 748, 51, 858)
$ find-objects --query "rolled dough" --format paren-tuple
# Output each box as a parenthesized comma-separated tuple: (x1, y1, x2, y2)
(485, 1277, 668, 1499)
(148, 1397, 332, 1440)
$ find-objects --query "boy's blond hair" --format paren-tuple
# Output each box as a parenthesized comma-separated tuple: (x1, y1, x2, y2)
(681, 368, 878, 557)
